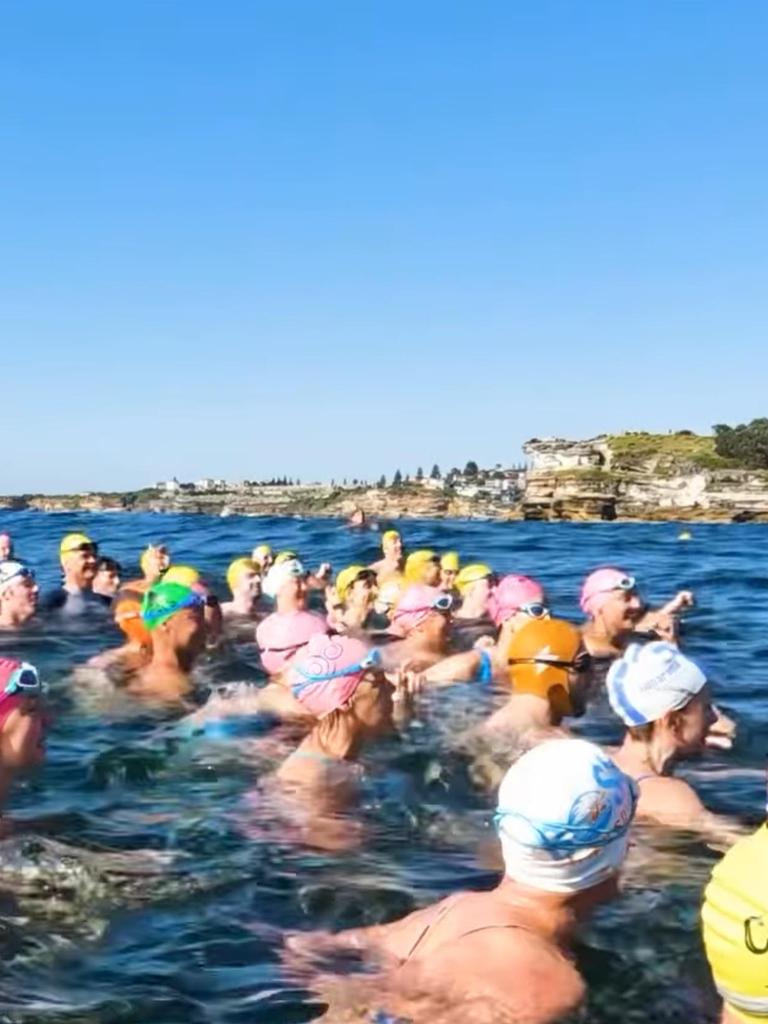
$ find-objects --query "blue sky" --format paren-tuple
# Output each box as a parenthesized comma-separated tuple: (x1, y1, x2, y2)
(2, 2, 767, 492)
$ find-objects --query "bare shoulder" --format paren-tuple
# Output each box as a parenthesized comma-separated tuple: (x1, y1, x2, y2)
(638, 774, 706, 823)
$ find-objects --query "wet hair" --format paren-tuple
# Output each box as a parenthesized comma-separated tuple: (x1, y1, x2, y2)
(627, 723, 656, 742)
(96, 556, 122, 576)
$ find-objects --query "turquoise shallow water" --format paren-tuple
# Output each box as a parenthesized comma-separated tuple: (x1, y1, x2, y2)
(0, 510, 764, 1023)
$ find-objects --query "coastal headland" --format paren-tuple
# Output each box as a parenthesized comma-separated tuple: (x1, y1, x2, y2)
(5, 431, 768, 523)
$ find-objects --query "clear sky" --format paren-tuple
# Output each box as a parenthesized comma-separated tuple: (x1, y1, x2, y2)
(2, 2, 767, 492)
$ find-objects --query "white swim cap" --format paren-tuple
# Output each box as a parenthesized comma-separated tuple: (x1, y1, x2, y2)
(496, 739, 637, 894)
(262, 559, 306, 600)
(606, 642, 707, 727)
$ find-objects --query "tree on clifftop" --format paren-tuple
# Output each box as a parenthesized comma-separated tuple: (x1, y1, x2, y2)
(714, 419, 768, 468)
(430, 464, 441, 479)
(392, 469, 403, 487)
(464, 460, 479, 477)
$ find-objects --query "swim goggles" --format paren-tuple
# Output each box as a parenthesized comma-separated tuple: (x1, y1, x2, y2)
(605, 576, 636, 594)
(508, 651, 593, 674)
(141, 590, 204, 623)
(61, 542, 98, 555)
(0, 564, 35, 589)
(1, 662, 43, 699)
(394, 593, 454, 619)
(519, 601, 548, 619)
(292, 648, 383, 697)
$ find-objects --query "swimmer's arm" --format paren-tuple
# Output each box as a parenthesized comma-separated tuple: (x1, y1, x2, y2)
(422, 651, 482, 686)
(642, 777, 747, 848)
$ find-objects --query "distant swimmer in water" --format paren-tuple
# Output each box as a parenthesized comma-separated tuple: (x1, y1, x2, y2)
(273, 635, 399, 849)
(0, 562, 39, 630)
(221, 558, 263, 621)
(379, 585, 453, 672)
(92, 556, 122, 602)
(420, 574, 549, 688)
(439, 551, 459, 594)
(346, 507, 366, 529)
(41, 533, 105, 616)
(580, 566, 694, 660)
(251, 544, 274, 575)
(702, 825, 768, 1024)
(327, 565, 377, 633)
(607, 643, 745, 846)
(284, 738, 637, 1024)
(457, 619, 593, 789)
(0, 533, 13, 561)
(369, 529, 404, 584)
(127, 582, 206, 702)
(0, 658, 46, 822)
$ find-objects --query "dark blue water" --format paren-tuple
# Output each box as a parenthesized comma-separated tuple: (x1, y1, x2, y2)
(0, 510, 764, 1023)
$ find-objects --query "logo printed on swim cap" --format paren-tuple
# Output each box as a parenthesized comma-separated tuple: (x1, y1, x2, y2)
(744, 916, 768, 955)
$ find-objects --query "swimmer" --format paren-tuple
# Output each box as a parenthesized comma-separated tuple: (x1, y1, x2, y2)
(251, 544, 274, 574)
(439, 551, 459, 593)
(580, 566, 694, 659)
(262, 557, 309, 610)
(92, 556, 122, 601)
(0, 533, 12, 561)
(161, 567, 223, 647)
(607, 643, 744, 845)
(284, 738, 637, 1024)
(128, 581, 206, 701)
(346, 507, 366, 528)
(369, 529, 404, 583)
(327, 565, 377, 632)
(221, 558, 262, 620)
(702, 824, 768, 1023)
(87, 588, 152, 673)
(0, 562, 39, 629)
(420, 574, 549, 688)
(41, 533, 104, 615)
(0, 658, 46, 813)
(403, 549, 441, 587)
(379, 585, 453, 672)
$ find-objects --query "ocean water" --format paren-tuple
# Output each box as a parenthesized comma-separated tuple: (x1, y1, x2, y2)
(0, 509, 764, 1023)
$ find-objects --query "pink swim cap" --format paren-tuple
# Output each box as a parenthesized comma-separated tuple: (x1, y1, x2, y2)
(390, 584, 453, 636)
(287, 634, 380, 718)
(488, 575, 546, 627)
(580, 567, 637, 616)
(256, 610, 328, 675)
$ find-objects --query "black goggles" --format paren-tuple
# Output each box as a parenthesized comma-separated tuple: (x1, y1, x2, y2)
(508, 651, 593, 674)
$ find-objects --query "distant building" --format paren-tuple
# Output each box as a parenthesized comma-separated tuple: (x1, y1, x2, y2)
(157, 478, 182, 493)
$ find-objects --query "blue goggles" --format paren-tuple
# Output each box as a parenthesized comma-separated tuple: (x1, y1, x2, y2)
(2, 662, 43, 699)
(291, 648, 383, 698)
(141, 591, 204, 623)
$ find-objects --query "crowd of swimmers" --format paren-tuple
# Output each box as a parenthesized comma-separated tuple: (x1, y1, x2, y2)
(0, 524, 763, 1022)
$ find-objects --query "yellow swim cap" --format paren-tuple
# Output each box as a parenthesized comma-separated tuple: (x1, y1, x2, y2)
(404, 549, 438, 583)
(140, 544, 168, 576)
(702, 825, 768, 1022)
(455, 563, 493, 595)
(60, 532, 95, 558)
(163, 565, 200, 587)
(227, 557, 257, 594)
(336, 565, 375, 602)
(440, 551, 460, 572)
(274, 550, 298, 566)
(382, 529, 401, 548)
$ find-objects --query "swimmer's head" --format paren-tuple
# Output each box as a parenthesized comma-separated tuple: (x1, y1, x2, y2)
(288, 634, 393, 733)
(381, 530, 402, 560)
(607, 643, 715, 757)
(256, 610, 327, 675)
(489, 574, 548, 629)
(507, 618, 591, 722)
(59, 533, 98, 585)
(141, 581, 206, 656)
(93, 556, 122, 598)
(580, 567, 643, 633)
(404, 549, 441, 586)
(439, 552, 459, 590)
(0, 658, 46, 770)
(702, 825, 768, 1023)
(140, 544, 170, 582)
(262, 558, 307, 605)
(496, 738, 636, 898)
(0, 561, 39, 625)
(162, 565, 200, 588)
(0, 533, 12, 560)
(226, 558, 261, 601)
(113, 589, 151, 647)
(455, 563, 494, 601)
(335, 565, 376, 605)
(374, 577, 404, 618)
(391, 585, 453, 649)
(251, 544, 273, 572)
(274, 550, 298, 566)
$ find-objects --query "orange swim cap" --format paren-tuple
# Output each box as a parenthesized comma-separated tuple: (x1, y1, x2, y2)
(114, 589, 151, 647)
(507, 618, 583, 719)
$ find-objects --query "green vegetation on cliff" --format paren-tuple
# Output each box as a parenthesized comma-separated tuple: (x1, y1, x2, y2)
(605, 431, 733, 473)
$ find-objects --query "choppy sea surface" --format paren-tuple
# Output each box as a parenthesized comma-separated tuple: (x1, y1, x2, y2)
(0, 509, 765, 1023)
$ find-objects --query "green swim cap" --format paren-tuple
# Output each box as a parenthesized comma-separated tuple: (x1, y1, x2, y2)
(141, 581, 202, 631)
